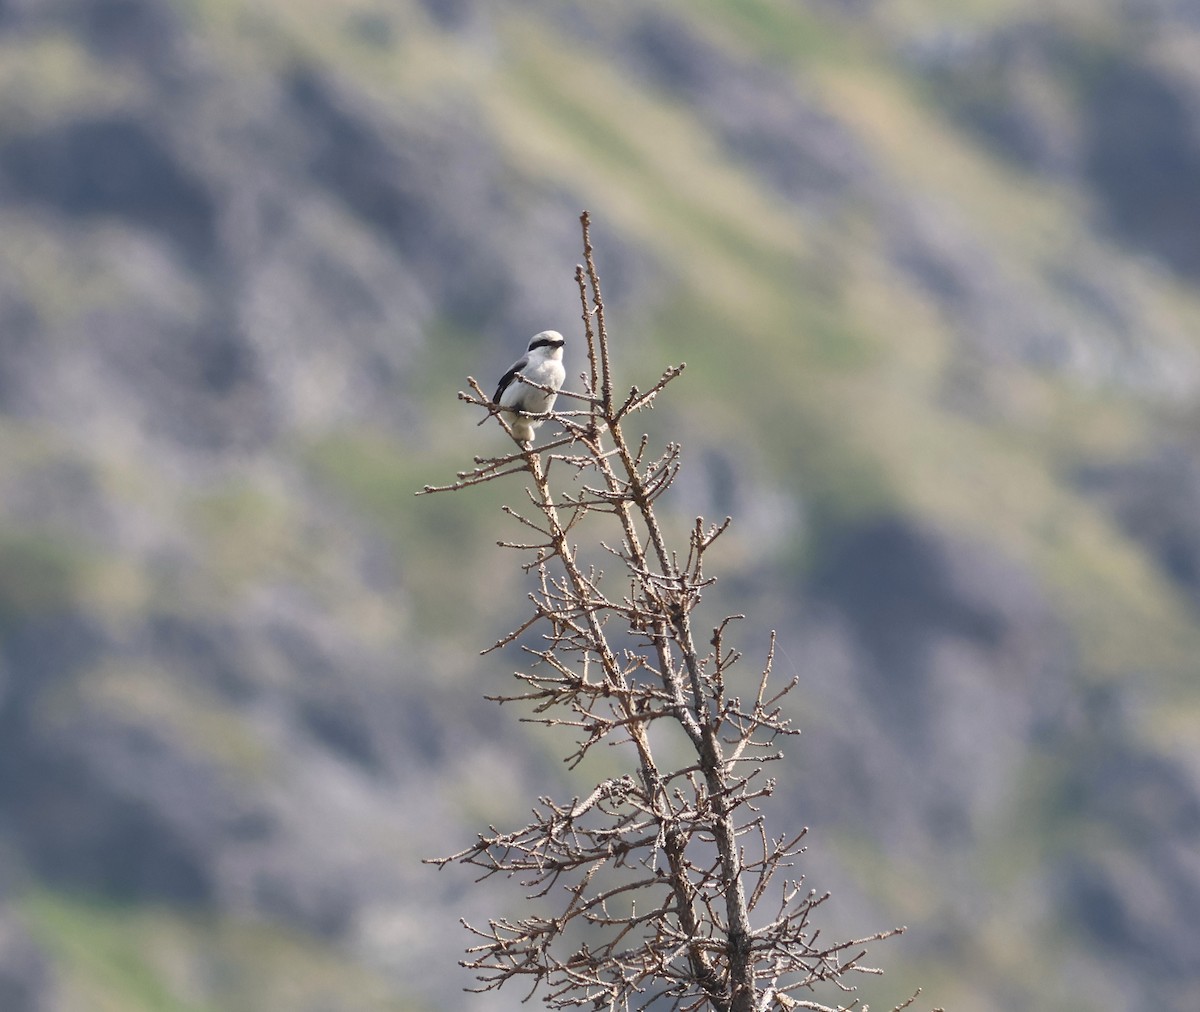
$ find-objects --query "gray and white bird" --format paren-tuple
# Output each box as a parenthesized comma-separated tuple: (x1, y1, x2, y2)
(488, 330, 566, 443)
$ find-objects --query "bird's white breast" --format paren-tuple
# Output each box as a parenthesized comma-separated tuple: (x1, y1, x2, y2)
(498, 349, 565, 441)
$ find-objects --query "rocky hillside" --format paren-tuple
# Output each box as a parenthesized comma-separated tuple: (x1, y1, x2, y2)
(1, 1, 1200, 1010)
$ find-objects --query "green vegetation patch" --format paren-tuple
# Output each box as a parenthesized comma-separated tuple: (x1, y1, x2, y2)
(0, 33, 137, 129)
(185, 481, 312, 593)
(304, 428, 508, 635)
(686, 0, 857, 66)
(0, 532, 89, 630)
(24, 890, 416, 1012)
(26, 892, 211, 1012)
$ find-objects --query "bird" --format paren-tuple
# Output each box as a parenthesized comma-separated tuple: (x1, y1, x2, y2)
(487, 330, 566, 443)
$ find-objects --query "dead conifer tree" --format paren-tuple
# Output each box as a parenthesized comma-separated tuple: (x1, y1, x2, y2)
(420, 213, 918, 1012)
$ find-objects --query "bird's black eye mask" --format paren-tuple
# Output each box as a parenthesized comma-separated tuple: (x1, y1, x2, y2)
(529, 337, 565, 350)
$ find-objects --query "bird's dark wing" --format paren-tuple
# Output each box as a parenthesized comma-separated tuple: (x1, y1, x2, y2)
(493, 354, 529, 403)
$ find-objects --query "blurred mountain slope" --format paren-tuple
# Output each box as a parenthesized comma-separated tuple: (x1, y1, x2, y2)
(1, 1, 1199, 1011)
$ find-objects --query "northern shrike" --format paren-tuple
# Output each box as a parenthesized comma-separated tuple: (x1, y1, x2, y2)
(488, 330, 566, 443)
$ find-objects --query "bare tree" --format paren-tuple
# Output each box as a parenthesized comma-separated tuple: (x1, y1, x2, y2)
(421, 213, 924, 1012)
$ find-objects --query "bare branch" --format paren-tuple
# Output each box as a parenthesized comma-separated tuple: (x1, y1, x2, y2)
(421, 213, 916, 1012)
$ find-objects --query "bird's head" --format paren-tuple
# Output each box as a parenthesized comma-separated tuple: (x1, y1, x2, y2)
(527, 330, 566, 360)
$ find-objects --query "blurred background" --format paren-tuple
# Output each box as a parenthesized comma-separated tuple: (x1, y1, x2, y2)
(1, 0, 1199, 1009)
